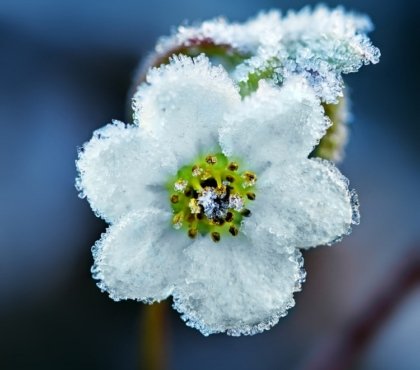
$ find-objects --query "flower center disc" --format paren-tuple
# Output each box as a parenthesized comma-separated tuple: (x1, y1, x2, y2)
(167, 153, 257, 242)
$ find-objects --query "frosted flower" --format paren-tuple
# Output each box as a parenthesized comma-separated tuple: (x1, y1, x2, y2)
(153, 5, 379, 103)
(76, 55, 359, 336)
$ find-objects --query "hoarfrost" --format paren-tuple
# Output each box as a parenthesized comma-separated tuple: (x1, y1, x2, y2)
(156, 5, 380, 103)
(75, 121, 177, 223)
(173, 240, 305, 336)
(132, 55, 240, 164)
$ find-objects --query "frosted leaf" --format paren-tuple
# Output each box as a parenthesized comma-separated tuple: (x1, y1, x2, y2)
(132, 55, 240, 164)
(92, 209, 191, 302)
(76, 121, 177, 223)
(242, 158, 358, 251)
(219, 77, 329, 172)
(173, 237, 305, 336)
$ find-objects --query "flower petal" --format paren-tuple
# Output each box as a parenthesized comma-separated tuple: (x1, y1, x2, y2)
(92, 209, 190, 302)
(219, 77, 329, 172)
(173, 236, 305, 336)
(133, 55, 240, 164)
(76, 121, 177, 223)
(242, 158, 359, 251)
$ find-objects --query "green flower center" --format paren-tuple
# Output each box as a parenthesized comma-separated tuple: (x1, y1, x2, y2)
(166, 152, 257, 243)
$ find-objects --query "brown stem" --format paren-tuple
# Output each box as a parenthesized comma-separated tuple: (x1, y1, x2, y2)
(139, 302, 169, 370)
(303, 246, 420, 370)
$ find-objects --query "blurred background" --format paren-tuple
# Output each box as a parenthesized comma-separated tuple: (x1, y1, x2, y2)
(0, 0, 419, 369)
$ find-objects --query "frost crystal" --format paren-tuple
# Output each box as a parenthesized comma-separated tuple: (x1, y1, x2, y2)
(156, 5, 379, 103)
(76, 5, 378, 337)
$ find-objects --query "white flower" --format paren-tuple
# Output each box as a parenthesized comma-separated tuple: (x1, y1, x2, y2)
(76, 55, 359, 336)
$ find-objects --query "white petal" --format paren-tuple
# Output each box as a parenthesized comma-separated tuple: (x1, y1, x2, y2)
(242, 158, 359, 251)
(92, 209, 190, 302)
(76, 121, 177, 223)
(219, 78, 329, 172)
(173, 236, 305, 336)
(133, 55, 240, 165)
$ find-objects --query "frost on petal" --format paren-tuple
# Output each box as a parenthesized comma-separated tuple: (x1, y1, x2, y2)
(132, 55, 240, 165)
(173, 236, 305, 336)
(220, 78, 329, 172)
(76, 121, 177, 223)
(92, 209, 191, 302)
(242, 158, 359, 251)
(278, 5, 380, 102)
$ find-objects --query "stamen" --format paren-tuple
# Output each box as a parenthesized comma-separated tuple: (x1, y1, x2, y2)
(225, 212, 233, 222)
(246, 192, 256, 200)
(229, 226, 239, 236)
(205, 155, 217, 165)
(174, 179, 188, 192)
(242, 171, 257, 187)
(167, 152, 257, 240)
(172, 213, 183, 229)
(228, 162, 239, 171)
(211, 232, 221, 243)
(189, 198, 201, 214)
(225, 175, 235, 183)
(241, 209, 251, 217)
(192, 165, 203, 177)
(188, 228, 198, 239)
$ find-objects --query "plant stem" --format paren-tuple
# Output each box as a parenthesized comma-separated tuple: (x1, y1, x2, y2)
(139, 302, 169, 370)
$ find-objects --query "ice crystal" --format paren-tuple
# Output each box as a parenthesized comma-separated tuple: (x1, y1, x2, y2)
(156, 5, 379, 103)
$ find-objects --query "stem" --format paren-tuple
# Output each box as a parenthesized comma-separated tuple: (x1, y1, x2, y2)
(303, 247, 420, 370)
(139, 302, 169, 370)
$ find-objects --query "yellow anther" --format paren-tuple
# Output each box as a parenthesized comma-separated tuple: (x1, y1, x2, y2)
(205, 155, 217, 165)
(228, 162, 239, 171)
(192, 165, 203, 177)
(242, 171, 257, 187)
(189, 198, 201, 214)
(188, 228, 198, 239)
(172, 213, 183, 229)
